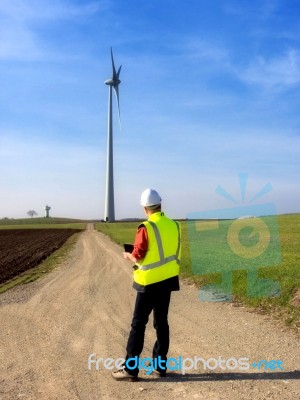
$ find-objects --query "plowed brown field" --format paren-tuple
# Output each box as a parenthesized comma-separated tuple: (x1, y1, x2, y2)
(0, 229, 81, 284)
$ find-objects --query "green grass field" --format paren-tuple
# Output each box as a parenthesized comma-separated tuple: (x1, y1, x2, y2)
(96, 214, 300, 330)
(0, 217, 87, 230)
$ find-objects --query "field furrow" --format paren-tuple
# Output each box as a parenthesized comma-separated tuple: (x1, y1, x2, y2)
(0, 229, 81, 284)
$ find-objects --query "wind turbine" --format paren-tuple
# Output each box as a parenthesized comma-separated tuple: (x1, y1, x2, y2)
(104, 48, 121, 222)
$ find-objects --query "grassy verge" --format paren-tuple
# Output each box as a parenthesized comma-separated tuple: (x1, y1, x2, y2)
(0, 217, 87, 230)
(96, 214, 300, 331)
(0, 231, 82, 294)
(95, 222, 138, 245)
(0, 223, 86, 230)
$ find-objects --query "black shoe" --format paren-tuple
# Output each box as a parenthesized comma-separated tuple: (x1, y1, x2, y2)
(152, 369, 166, 378)
(144, 361, 167, 377)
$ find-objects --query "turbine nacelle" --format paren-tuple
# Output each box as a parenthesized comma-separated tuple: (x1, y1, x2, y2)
(104, 78, 121, 86)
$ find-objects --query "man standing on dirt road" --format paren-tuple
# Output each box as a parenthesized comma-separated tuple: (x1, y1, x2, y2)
(112, 188, 181, 381)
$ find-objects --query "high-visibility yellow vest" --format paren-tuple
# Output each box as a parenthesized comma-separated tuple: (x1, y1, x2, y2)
(133, 212, 181, 287)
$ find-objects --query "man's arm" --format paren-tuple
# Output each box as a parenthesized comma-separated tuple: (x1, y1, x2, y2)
(123, 226, 148, 263)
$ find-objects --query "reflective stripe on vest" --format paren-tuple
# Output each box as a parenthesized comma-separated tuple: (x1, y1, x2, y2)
(140, 220, 181, 271)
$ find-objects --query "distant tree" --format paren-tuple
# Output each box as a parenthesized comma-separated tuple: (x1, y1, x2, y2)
(27, 210, 38, 218)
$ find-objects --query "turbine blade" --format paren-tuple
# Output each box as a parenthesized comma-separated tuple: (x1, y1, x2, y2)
(117, 65, 122, 79)
(111, 48, 117, 79)
(113, 86, 122, 130)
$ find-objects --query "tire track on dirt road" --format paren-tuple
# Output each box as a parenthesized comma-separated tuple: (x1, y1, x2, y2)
(0, 224, 299, 399)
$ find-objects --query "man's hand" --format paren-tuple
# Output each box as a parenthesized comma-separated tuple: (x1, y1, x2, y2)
(123, 252, 137, 263)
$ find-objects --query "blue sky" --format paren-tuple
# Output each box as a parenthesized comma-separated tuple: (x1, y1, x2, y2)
(0, 0, 299, 220)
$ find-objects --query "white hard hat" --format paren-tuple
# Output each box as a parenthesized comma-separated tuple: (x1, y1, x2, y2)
(140, 188, 162, 207)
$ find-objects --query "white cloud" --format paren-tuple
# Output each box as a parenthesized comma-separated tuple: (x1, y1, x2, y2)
(0, 22, 41, 60)
(0, 0, 104, 60)
(223, 0, 279, 20)
(183, 38, 229, 63)
(238, 49, 300, 90)
(0, 0, 102, 21)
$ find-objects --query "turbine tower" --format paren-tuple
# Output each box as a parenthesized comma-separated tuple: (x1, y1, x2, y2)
(104, 48, 121, 222)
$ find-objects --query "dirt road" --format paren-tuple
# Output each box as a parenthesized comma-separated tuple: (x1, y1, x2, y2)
(0, 225, 299, 399)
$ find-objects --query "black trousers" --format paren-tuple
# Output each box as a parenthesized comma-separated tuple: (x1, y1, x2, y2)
(124, 290, 171, 377)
